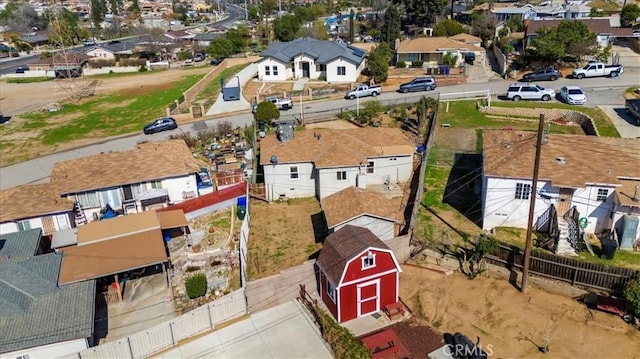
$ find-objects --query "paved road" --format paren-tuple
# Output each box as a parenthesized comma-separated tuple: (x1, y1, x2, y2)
(1, 70, 638, 190)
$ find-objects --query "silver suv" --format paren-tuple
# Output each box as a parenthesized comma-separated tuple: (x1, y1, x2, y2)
(507, 83, 555, 102)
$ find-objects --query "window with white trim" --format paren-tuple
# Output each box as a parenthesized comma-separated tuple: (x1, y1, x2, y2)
(337, 66, 346, 76)
(290, 166, 299, 179)
(76, 191, 100, 208)
(366, 161, 374, 174)
(272, 66, 278, 75)
(150, 180, 163, 189)
(17, 220, 32, 231)
(326, 278, 336, 302)
(16, 355, 30, 359)
(515, 183, 531, 200)
(596, 188, 609, 201)
(265, 66, 271, 76)
(362, 251, 376, 269)
(336, 171, 347, 181)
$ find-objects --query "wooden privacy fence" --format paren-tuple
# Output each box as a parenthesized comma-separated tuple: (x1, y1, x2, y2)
(487, 243, 639, 294)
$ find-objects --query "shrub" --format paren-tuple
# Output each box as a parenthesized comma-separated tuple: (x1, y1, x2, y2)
(139, 65, 148, 72)
(624, 278, 640, 316)
(411, 61, 424, 68)
(185, 266, 201, 272)
(396, 60, 406, 68)
(185, 273, 207, 299)
(316, 306, 371, 358)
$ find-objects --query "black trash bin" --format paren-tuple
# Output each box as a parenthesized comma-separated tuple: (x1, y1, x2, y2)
(600, 238, 618, 260)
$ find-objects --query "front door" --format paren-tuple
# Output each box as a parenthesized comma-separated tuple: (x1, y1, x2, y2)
(557, 188, 575, 216)
(357, 280, 379, 317)
(301, 62, 310, 78)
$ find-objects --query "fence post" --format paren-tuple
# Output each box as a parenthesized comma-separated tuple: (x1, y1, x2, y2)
(572, 266, 579, 286)
(127, 337, 134, 359)
(169, 322, 176, 345)
(207, 303, 214, 329)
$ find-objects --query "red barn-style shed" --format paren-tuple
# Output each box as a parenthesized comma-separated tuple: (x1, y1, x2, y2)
(316, 225, 402, 323)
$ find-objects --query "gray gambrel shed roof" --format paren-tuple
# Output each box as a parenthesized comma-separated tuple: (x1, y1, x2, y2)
(259, 38, 366, 66)
(0, 230, 95, 354)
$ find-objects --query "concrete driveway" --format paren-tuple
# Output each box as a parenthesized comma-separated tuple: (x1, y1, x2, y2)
(598, 105, 640, 138)
(155, 301, 332, 359)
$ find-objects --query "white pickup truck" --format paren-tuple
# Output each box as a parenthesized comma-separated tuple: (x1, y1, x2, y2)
(572, 62, 624, 79)
(252, 96, 293, 113)
(345, 84, 382, 100)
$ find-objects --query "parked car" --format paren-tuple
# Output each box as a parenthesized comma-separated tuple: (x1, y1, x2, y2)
(506, 83, 555, 102)
(521, 67, 561, 82)
(14, 66, 29, 73)
(143, 117, 178, 134)
(252, 96, 294, 113)
(194, 53, 205, 62)
(398, 77, 437, 93)
(571, 62, 624, 79)
(559, 86, 586, 105)
(210, 58, 224, 65)
(344, 84, 382, 99)
(83, 39, 96, 46)
(626, 98, 640, 125)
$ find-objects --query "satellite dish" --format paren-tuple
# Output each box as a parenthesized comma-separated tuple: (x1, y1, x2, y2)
(270, 155, 278, 165)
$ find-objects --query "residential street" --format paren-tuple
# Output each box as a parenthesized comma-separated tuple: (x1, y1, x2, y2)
(0, 70, 638, 190)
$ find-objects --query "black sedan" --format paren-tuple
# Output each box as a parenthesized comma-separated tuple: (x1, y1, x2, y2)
(143, 117, 178, 134)
(521, 68, 561, 82)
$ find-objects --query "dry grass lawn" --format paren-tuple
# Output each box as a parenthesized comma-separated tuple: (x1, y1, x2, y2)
(400, 265, 640, 358)
(247, 198, 323, 279)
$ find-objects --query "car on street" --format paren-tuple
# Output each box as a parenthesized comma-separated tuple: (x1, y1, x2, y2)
(506, 83, 555, 102)
(210, 58, 224, 65)
(345, 84, 382, 99)
(15, 66, 29, 73)
(398, 77, 437, 93)
(194, 53, 205, 62)
(143, 117, 178, 134)
(559, 86, 586, 105)
(521, 67, 561, 82)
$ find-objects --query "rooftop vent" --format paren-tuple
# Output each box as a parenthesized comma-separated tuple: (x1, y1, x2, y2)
(556, 156, 566, 164)
(270, 155, 278, 165)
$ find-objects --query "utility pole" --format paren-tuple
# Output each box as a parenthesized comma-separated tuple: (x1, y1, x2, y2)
(521, 114, 545, 293)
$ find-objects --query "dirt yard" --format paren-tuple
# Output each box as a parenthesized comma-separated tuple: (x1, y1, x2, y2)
(0, 66, 212, 118)
(247, 198, 323, 279)
(400, 265, 640, 358)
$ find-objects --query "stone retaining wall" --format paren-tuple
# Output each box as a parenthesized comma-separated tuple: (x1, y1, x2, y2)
(478, 105, 599, 136)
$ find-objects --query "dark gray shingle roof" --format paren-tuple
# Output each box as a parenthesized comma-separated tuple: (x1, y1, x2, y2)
(316, 225, 390, 286)
(260, 38, 366, 65)
(194, 33, 224, 41)
(0, 231, 95, 354)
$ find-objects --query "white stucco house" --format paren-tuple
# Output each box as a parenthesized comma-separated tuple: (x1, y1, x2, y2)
(259, 127, 416, 202)
(257, 38, 367, 82)
(0, 184, 75, 236)
(481, 130, 640, 245)
(50, 140, 210, 222)
(525, 18, 633, 48)
(321, 186, 404, 240)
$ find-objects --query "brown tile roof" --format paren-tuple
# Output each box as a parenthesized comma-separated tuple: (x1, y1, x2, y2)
(58, 228, 167, 284)
(397, 37, 484, 53)
(259, 128, 415, 168)
(50, 140, 199, 195)
(616, 179, 640, 207)
(525, 19, 633, 37)
(321, 187, 403, 228)
(77, 210, 160, 245)
(316, 225, 391, 286)
(157, 209, 189, 229)
(482, 130, 640, 188)
(450, 33, 483, 44)
(0, 184, 74, 223)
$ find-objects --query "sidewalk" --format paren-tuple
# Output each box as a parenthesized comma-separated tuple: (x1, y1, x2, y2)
(154, 300, 332, 359)
(205, 63, 258, 116)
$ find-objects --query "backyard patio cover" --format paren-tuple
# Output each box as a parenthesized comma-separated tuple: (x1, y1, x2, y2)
(58, 209, 187, 284)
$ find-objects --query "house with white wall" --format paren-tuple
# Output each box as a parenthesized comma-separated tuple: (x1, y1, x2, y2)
(481, 130, 640, 244)
(259, 127, 416, 201)
(257, 38, 367, 82)
(525, 18, 633, 48)
(50, 140, 206, 222)
(321, 186, 404, 240)
(0, 184, 75, 235)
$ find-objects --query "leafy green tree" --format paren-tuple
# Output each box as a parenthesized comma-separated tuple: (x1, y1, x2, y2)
(349, 9, 355, 43)
(404, 0, 448, 26)
(127, 0, 143, 24)
(90, 0, 108, 30)
(621, 4, 640, 27)
(519, 20, 596, 67)
(255, 101, 280, 126)
(505, 14, 524, 32)
(381, 4, 400, 46)
(248, 6, 259, 21)
(589, 7, 605, 18)
(261, 0, 279, 15)
(624, 278, 640, 316)
(299, 20, 329, 40)
(433, 19, 466, 36)
(273, 15, 302, 41)
(44, 7, 82, 46)
(208, 38, 235, 58)
(471, 12, 495, 45)
(366, 43, 392, 83)
(0, 2, 41, 34)
(227, 27, 248, 52)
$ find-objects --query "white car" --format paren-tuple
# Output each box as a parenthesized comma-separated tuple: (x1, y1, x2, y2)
(507, 83, 556, 102)
(559, 86, 586, 105)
